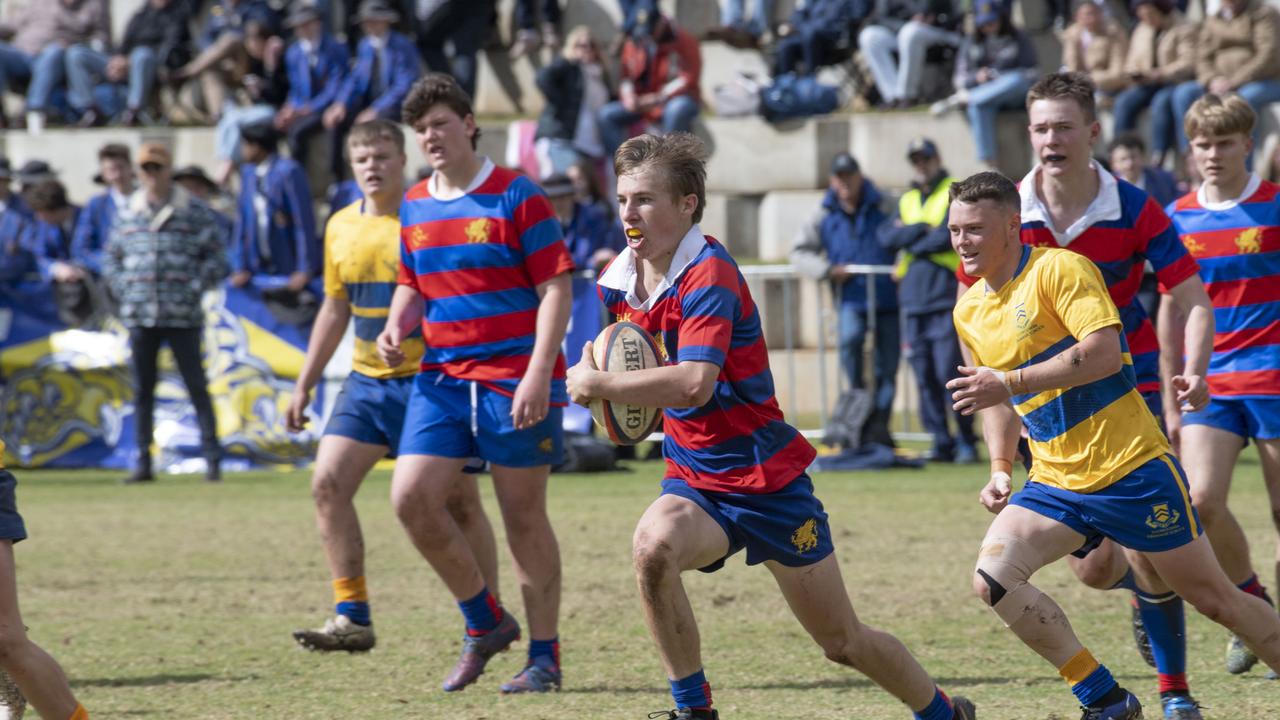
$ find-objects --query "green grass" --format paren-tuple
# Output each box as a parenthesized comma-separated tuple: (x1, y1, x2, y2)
(12, 457, 1280, 719)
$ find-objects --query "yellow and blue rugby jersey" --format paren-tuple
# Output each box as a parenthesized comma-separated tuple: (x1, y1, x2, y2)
(324, 201, 424, 379)
(953, 246, 1169, 493)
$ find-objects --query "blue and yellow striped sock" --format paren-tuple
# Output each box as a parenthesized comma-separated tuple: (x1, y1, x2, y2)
(333, 576, 371, 626)
(1060, 649, 1118, 707)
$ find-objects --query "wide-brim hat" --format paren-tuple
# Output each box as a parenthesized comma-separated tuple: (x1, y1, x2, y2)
(285, 4, 323, 28)
(353, 0, 399, 24)
(173, 165, 219, 191)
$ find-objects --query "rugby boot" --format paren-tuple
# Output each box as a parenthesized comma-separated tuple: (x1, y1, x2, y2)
(951, 696, 977, 719)
(442, 612, 521, 691)
(647, 709, 718, 719)
(1080, 690, 1143, 720)
(1160, 694, 1202, 720)
(292, 614, 376, 652)
(499, 656, 561, 693)
(1225, 634, 1258, 674)
(0, 669, 25, 720)
(1130, 597, 1156, 667)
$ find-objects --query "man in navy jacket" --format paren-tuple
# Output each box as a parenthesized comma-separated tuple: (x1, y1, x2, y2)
(229, 122, 319, 295)
(322, 0, 419, 135)
(792, 152, 901, 430)
(275, 5, 349, 179)
(72, 144, 135, 276)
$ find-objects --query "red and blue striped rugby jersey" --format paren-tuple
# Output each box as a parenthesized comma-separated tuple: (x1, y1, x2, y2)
(597, 229, 816, 493)
(397, 161, 576, 403)
(960, 167, 1199, 396)
(1167, 175, 1280, 397)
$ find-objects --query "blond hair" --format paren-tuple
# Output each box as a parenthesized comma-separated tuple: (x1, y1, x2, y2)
(615, 133, 708, 223)
(1184, 93, 1256, 141)
(346, 119, 405, 154)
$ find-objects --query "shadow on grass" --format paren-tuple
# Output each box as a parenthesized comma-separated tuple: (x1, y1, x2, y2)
(567, 672, 1109, 695)
(72, 672, 241, 688)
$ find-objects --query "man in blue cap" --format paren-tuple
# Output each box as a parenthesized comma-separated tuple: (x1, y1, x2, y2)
(792, 152, 900, 440)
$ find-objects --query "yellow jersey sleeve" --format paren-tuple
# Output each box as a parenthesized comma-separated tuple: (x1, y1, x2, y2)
(1043, 251, 1122, 343)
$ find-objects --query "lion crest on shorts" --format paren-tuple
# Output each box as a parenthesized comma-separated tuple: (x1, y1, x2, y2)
(791, 518, 819, 552)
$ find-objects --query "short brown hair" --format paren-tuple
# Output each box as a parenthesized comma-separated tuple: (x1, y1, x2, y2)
(949, 171, 1020, 213)
(615, 133, 708, 224)
(347, 119, 406, 155)
(1026, 71, 1097, 123)
(1184, 93, 1255, 141)
(98, 143, 131, 164)
(24, 179, 69, 213)
(401, 73, 481, 149)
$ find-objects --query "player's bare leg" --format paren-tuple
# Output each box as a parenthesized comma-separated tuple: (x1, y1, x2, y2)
(632, 494, 731, 680)
(974, 505, 1091, 664)
(312, 436, 387, 582)
(491, 465, 559, 642)
(0, 542, 81, 719)
(769, 554, 969, 715)
(1261, 440, 1280, 606)
(448, 473, 501, 599)
(391, 454, 487, 598)
(1066, 538, 1130, 589)
(392, 454, 521, 692)
(1180, 425, 1255, 582)
(1143, 533, 1280, 672)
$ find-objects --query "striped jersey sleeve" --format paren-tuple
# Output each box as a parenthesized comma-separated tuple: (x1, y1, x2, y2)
(398, 166, 575, 401)
(1167, 179, 1280, 397)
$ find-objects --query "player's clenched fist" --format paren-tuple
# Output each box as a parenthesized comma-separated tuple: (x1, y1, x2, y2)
(566, 341, 600, 406)
(376, 327, 404, 368)
(285, 387, 311, 433)
(947, 365, 1013, 415)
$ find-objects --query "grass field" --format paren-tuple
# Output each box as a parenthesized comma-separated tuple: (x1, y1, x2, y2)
(11, 455, 1280, 719)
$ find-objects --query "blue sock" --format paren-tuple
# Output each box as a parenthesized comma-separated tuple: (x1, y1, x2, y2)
(529, 637, 559, 668)
(1135, 589, 1188, 694)
(458, 587, 502, 636)
(1109, 568, 1138, 592)
(913, 687, 955, 720)
(1071, 664, 1118, 707)
(669, 669, 712, 709)
(335, 601, 371, 626)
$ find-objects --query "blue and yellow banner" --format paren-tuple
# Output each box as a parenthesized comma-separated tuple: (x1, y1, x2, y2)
(0, 279, 323, 471)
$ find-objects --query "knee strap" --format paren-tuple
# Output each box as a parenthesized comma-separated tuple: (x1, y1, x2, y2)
(977, 535, 1046, 628)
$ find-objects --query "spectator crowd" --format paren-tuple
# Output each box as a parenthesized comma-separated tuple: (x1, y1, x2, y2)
(3, 0, 1280, 469)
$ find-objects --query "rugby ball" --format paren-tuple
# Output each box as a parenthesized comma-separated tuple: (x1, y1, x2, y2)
(589, 322, 664, 445)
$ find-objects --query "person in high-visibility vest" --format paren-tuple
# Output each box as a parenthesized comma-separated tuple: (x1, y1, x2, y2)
(879, 138, 979, 464)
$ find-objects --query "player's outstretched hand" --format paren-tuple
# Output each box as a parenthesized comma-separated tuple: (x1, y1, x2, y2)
(980, 471, 1013, 514)
(947, 365, 1012, 415)
(1171, 373, 1209, 413)
(566, 341, 600, 407)
(511, 370, 551, 430)
(376, 327, 404, 368)
(285, 387, 310, 433)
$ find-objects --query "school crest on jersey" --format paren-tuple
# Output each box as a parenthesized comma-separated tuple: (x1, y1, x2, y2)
(465, 218, 491, 244)
(1181, 234, 1204, 256)
(791, 518, 819, 552)
(408, 226, 429, 249)
(1235, 227, 1262, 254)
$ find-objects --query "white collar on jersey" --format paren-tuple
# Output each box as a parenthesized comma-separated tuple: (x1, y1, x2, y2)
(428, 157, 494, 200)
(1019, 160, 1121, 247)
(1196, 173, 1261, 212)
(598, 224, 707, 312)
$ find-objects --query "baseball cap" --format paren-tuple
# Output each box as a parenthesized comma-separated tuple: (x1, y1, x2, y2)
(974, 0, 1002, 26)
(540, 173, 575, 198)
(906, 137, 939, 161)
(830, 152, 860, 176)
